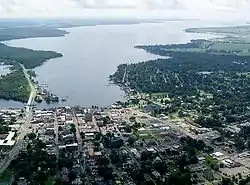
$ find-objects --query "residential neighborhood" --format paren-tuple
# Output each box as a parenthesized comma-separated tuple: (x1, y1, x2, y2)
(0, 101, 250, 185)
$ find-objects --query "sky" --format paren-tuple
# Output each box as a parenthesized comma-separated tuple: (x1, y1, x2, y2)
(0, 0, 249, 21)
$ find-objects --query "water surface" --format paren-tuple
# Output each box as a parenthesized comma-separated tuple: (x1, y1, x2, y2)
(2, 20, 235, 108)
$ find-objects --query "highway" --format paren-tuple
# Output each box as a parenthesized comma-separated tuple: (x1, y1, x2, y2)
(54, 113, 59, 161)
(19, 63, 37, 113)
(0, 106, 34, 173)
(0, 64, 36, 173)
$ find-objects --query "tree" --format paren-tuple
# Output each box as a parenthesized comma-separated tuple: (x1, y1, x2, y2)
(80, 132, 85, 140)
(124, 125, 132, 133)
(128, 137, 136, 145)
(34, 171, 48, 184)
(54, 178, 63, 185)
(178, 110, 184, 118)
(58, 126, 63, 131)
(58, 158, 73, 170)
(141, 151, 150, 161)
(94, 133, 101, 140)
(221, 177, 234, 185)
(98, 166, 114, 181)
(10, 117, 16, 124)
(178, 155, 189, 172)
(153, 160, 168, 175)
(70, 124, 76, 134)
(235, 138, 245, 151)
(102, 116, 111, 125)
(27, 143, 32, 150)
(110, 139, 124, 149)
(110, 150, 120, 164)
(129, 116, 136, 122)
(36, 139, 46, 149)
(0, 125, 10, 134)
(27, 133, 36, 140)
(68, 170, 77, 182)
(0, 117, 5, 124)
(167, 171, 192, 185)
(97, 157, 109, 166)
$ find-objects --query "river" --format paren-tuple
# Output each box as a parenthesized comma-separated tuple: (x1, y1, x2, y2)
(0, 20, 236, 108)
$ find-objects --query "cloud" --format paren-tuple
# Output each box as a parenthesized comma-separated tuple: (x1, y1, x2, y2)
(0, 0, 249, 21)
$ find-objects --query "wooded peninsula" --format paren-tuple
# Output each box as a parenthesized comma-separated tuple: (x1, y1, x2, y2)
(110, 26, 250, 129)
(0, 26, 65, 102)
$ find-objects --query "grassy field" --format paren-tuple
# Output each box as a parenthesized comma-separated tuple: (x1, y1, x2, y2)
(186, 26, 250, 37)
(45, 177, 56, 185)
(0, 170, 12, 185)
(162, 40, 250, 56)
(209, 42, 250, 55)
(183, 26, 250, 56)
(133, 130, 155, 140)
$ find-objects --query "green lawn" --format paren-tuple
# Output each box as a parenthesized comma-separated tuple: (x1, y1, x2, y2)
(133, 130, 155, 140)
(163, 40, 250, 56)
(45, 177, 56, 185)
(0, 170, 12, 185)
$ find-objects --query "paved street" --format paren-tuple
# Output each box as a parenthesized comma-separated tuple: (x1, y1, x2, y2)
(0, 110, 33, 173)
(72, 109, 84, 172)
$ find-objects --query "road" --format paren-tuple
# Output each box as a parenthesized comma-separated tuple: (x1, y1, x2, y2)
(72, 109, 91, 184)
(54, 113, 59, 161)
(72, 110, 84, 171)
(0, 64, 36, 173)
(107, 111, 141, 169)
(19, 63, 37, 112)
(0, 108, 33, 173)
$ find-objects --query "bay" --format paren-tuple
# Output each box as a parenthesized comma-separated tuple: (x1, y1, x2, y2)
(1, 20, 235, 108)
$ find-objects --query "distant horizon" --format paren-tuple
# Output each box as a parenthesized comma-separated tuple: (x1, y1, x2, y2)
(0, 0, 250, 22)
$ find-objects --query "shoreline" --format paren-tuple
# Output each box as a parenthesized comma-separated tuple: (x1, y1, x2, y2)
(0, 20, 242, 108)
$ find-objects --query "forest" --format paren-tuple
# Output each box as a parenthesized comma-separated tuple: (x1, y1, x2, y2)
(0, 63, 30, 102)
(0, 26, 65, 102)
(0, 27, 68, 41)
(0, 43, 62, 69)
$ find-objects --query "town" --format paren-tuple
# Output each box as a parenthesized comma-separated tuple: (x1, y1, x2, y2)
(0, 98, 250, 185)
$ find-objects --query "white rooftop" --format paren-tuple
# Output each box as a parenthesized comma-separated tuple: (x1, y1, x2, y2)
(0, 132, 15, 146)
(211, 152, 224, 157)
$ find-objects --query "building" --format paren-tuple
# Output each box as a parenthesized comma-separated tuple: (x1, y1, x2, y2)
(221, 159, 234, 168)
(45, 128, 55, 135)
(0, 132, 16, 146)
(85, 113, 93, 122)
(66, 143, 78, 150)
(85, 133, 95, 140)
(211, 152, 224, 159)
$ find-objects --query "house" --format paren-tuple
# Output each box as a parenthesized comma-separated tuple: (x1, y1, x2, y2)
(131, 149, 141, 158)
(45, 128, 55, 135)
(85, 113, 93, 122)
(221, 159, 234, 168)
(211, 152, 224, 159)
(146, 148, 156, 153)
(85, 133, 95, 140)
(0, 132, 16, 146)
(66, 143, 78, 150)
